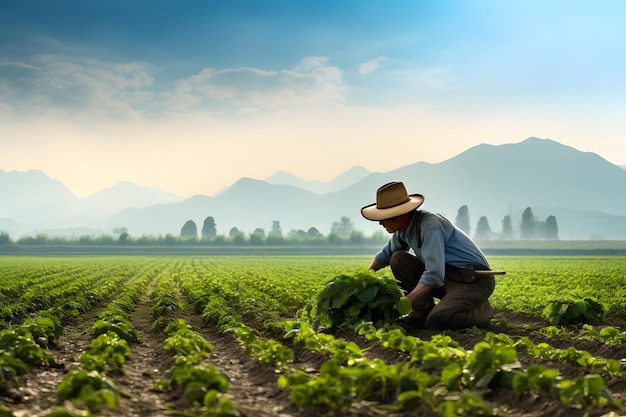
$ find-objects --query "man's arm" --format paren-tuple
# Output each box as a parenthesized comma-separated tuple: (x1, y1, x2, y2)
(369, 258, 385, 271)
(405, 282, 434, 305)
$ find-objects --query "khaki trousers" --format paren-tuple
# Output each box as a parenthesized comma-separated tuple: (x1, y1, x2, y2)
(390, 251, 495, 329)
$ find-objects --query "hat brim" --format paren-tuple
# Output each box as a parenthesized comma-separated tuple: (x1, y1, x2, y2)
(361, 194, 424, 221)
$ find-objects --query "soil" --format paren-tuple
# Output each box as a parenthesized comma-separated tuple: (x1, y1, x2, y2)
(1, 302, 625, 417)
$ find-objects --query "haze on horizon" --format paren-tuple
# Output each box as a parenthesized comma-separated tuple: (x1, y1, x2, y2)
(2, 0, 626, 198)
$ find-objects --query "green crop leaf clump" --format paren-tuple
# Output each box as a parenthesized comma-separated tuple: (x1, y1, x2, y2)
(542, 298, 606, 325)
(57, 369, 120, 412)
(309, 268, 410, 330)
(90, 316, 139, 343)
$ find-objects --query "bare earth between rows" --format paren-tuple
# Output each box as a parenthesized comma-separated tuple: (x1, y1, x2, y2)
(2, 295, 625, 417)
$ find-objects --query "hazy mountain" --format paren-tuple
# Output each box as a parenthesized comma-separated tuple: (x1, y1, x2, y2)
(101, 137, 626, 240)
(0, 169, 80, 225)
(265, 166, 372, 194)
(81, 181, 184, 216)
(0, 172, 184, 236)
(3, 137, 626, 240)
(103, 178, 329, 237)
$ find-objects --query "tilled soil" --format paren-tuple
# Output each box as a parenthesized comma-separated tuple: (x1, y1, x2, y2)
(1, 302, 625, 417)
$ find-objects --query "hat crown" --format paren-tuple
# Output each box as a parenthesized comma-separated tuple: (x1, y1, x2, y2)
(376, 182, 411, 209)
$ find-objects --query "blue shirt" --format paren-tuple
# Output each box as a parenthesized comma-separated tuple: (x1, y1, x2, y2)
(374, 210, 490, 287)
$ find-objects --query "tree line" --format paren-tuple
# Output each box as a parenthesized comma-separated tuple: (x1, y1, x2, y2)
(0, 205, 557, 247)
(455, 205, 558, 240)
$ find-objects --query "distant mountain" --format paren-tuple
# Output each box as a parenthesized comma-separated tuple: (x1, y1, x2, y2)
(0, 169, 80, 225)
(81, 181, 184, 216)
(265, 166, 371, 194)
(0, 171, 184, 237)
(621, 165, 626, 170)
(3, 137, 626, 240)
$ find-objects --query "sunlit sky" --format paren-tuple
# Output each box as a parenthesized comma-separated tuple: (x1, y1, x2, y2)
(2, 0, 625, 198)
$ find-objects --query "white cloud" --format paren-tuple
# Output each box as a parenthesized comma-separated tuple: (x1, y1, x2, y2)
(170, 56, 347, 112)
(1, 54, 350, 121)
(357, 57, 387, 75)
(0, 55, 155, 121)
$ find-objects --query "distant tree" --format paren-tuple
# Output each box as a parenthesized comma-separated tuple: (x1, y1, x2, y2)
(369, 231, 388, 245)
(520, 207, 536, 239)
(118, 231, 130, 244)
(201, 216, 217, 240)
(269, 220, 283, 238)
(474, 216, 492, 240)
(455, 205, 471, 235)
(328, 232, 341, 244)
(78, 235, 93, 245)
(180, 220, 198, 238)
(249, 228, 266, 245)
(545, 215, 559, 240)
(231, 231, 246, 245)
(331, 216, 354, 239)
(213, 235, 227, 245)
(288, 229, 308, 241)
(349, 230, 366, 244)
(228, 227, 246, 245)
(0, 231, 11, 245)
(267, 221, 285, 245)
(307, 227, 321, 238)
(501, 215, 514, 240)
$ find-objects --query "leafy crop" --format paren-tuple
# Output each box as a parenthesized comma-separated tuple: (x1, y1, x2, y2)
(56, 369, 121, 412)
(155, 319, 238, 415)
(163, 319, 214, 360)
(80, 332, 131, 374)
(234, 326, 293, 368)
(308, 268, 410, 330)
(542, 298, 606, 325)
(0, 329, 54, 366)
(0, 353, 28, 385)
(90, 316, 139, 343)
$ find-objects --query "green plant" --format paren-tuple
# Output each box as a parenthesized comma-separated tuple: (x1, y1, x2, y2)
(149, 289, 182, 316)
(309, 268, 410, 330)
(542, 298, 606, 325)
(56, 369, 120, 412)
(0, 353, 29, 384)
(90, 316, 139, 343)
(201, 389, 240, 416)
(0, 405, 15, 417)
(0, 329, 55, 366)
(80, 332, 131, 374)
(20, 311, 63, 347)
(155, 356, 229, 397)
(462, 336, 520, 389)
(234, 326, 293, 368)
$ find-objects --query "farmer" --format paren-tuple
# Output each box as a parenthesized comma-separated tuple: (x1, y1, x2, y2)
(361, 181, 495, 329)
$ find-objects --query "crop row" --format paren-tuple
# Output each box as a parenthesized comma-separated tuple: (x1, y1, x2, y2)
(0, 256, 625, 416)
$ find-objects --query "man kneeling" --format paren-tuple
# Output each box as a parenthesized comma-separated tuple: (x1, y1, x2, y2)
(361, 181, 495, 330)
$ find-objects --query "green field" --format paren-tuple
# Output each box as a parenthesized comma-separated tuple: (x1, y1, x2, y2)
(0, 255, 624, 417)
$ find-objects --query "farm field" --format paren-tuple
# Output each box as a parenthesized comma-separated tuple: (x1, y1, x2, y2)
(0, 255, 625, 417)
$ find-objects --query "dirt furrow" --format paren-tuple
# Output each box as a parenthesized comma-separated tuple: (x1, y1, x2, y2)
(1, 306, 102, 417)
(176, 304, 303, 417)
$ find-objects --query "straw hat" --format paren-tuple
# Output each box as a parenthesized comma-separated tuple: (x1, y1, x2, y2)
(361, 181, 424, 221)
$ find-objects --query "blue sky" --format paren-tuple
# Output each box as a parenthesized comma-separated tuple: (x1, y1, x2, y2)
(1, 0, 625, 197)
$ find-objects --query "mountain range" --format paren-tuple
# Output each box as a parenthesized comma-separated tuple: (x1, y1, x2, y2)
(2, 137, 626, 240)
